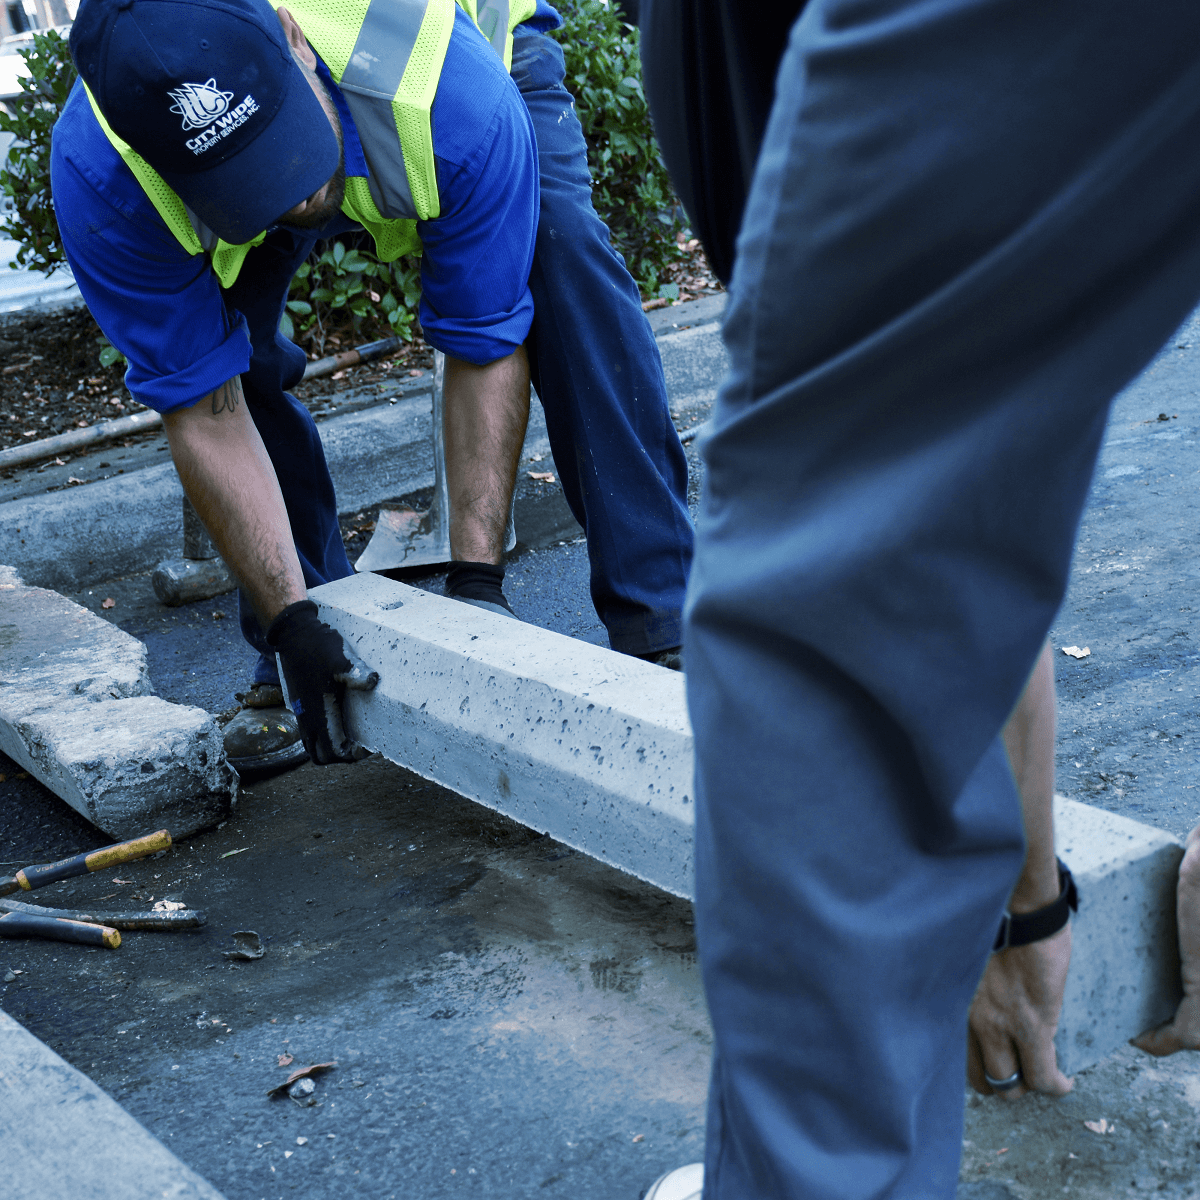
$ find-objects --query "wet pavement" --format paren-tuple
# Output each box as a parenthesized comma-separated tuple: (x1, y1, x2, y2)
(0, 442, 708, 1200)
(7, 306, 1200, 1197)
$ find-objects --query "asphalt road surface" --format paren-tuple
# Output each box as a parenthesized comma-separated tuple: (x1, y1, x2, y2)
(7, 309, 1200, 1198)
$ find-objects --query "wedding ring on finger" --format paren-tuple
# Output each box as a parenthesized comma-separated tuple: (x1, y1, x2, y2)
(984, 1069, 1023, 1092)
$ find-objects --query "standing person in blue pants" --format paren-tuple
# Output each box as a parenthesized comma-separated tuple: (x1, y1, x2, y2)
(638, 0, 1200, 1196)
(54, 0, 692, 777)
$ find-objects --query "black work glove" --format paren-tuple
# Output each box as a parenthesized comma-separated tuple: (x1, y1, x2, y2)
(265, 600, 379, 765)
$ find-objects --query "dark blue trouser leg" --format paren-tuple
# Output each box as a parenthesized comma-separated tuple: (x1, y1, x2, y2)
(682, 1, 1200, 1195)
(225, 226, 355, 684)
(510, 26, 694, 656)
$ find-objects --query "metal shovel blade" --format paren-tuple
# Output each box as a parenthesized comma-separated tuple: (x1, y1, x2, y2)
(355, 350, 515, 573)
(354, 503, 449, 572)
(355, 350, 452, 572)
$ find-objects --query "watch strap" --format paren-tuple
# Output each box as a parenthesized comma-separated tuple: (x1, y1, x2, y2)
(993, 857, 1078, 952)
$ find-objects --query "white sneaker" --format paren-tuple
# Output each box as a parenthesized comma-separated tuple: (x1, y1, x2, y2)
(642, 1163, 704, 1200)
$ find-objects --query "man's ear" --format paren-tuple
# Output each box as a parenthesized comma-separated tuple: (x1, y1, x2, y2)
(276, 6, 317, 70)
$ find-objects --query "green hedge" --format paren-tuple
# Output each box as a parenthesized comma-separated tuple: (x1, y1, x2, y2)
(0, 28, 76, 277)
(0, 10, 682, 360)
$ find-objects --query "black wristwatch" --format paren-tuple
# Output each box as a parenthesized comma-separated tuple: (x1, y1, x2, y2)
(992, 857, 1078, 952)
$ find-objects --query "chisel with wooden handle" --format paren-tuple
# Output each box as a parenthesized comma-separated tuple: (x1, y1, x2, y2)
(0, 912, 120, 948)
(0, 829, 172, 897)
(0, 896, 206, 931)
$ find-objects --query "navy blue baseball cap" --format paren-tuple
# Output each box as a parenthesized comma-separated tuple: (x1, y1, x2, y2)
(70, 0, 340, 244)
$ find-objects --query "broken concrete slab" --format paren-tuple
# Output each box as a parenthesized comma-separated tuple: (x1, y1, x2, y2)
(0, 1008, 228, 1199)
(310, 572, 695, 898)
(0, 562, 152, 704)
(14, 697, 233, 841)
(1054, 795, 1185, 1075)
(0, 565, 235, 838)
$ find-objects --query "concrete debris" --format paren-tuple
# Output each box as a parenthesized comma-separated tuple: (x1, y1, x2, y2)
(0, 564, 236, 838)
(224, 930, 263, 960)
(266, 1061, 336, 1099)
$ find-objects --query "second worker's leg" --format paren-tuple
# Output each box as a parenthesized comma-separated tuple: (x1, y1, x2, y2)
(683, 0, 1200, 1195)
(510, 24, 694, 659)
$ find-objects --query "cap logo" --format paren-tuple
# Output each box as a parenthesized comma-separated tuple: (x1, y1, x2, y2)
(169, 79, 235, 130)
(166, 78, 264, 157)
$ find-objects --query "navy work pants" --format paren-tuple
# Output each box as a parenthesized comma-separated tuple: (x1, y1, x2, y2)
(670, 1, 1200, 1195)
(510, 25, 693, 656)
(236, 25, 693, 679)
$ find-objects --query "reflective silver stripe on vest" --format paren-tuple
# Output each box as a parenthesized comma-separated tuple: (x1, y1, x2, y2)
(184, 205, 220, 254)
(339, 0, 430, 219)
(475, 0, 508, 56)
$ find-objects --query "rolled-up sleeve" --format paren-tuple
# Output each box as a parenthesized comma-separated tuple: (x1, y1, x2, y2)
(415, 10, 539, 365)
(51, 84, 251, 413)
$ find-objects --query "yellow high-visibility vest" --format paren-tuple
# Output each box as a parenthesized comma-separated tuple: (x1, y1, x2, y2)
(85, 0, 535, 288)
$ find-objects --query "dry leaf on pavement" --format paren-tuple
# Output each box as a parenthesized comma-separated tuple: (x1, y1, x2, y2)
(266, 1061, 337, 1098)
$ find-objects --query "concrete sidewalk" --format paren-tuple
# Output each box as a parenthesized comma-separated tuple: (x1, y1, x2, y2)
(1, 1008, 228, 1199)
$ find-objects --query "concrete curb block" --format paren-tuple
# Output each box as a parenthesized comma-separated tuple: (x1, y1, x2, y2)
(1054, 795, 1184, 1075)
(0, 1009, 228, 1199)
(0, 565, 236, 837)
(311, 572, 696, 898)
(0, 389, 553, 593)
(0, 314, 725, 593)
(0, 461, 183, 594)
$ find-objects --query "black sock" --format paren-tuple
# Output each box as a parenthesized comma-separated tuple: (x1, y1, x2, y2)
(445, 561, 513, 614)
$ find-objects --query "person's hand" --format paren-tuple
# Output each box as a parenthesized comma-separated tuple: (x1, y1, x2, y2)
(1132, 994, 1200, 1056)
(266, 599, 379, 764)
(1133, 825, 1200, 1056)
(967, 922, 1073, 1099)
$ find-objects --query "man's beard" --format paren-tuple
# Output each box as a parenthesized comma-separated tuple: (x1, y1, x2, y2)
(281, 156, 347, 230)
(277, 67, 347, 230)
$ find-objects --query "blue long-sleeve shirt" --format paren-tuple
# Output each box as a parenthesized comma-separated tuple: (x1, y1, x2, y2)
(50, 2, 562, 412)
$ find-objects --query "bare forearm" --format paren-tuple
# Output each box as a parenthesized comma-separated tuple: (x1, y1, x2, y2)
(162, 377, 305, 626)
(967, 640, 1072, 1099)
(442, 346, 530, 564)
(1002, 640, 1061, 911)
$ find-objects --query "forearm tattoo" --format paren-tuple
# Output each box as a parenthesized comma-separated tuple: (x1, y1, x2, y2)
(211, 378, 242, 416)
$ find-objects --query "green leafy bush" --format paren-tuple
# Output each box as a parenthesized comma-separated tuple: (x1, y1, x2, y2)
(0, 28, 76, 276)
(283, 237, 423, 355)
(551, 0, 684, 293)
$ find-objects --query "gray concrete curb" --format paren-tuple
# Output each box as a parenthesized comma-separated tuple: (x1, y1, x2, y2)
(0, 1008, 228, 1199)
(0, 304, 728, 593)
(1053, 795, 1185, 1074)
(313, 572, 696, 897)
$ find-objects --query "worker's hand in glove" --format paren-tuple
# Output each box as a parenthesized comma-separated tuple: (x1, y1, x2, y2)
(265, 599, 379, 765)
